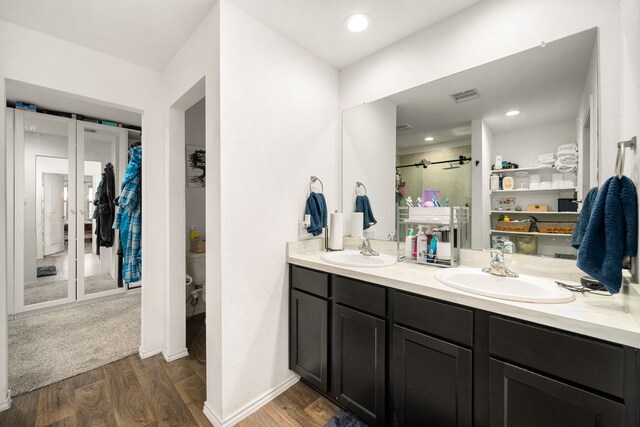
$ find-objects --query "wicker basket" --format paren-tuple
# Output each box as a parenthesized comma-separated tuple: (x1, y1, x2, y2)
(496, 221, 532, 233)
(536, 221, 576, 235)
(190, 240, 206, 253)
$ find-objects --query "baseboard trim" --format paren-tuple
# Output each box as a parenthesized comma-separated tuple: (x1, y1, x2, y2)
(203, 401, 222, 427)
(0, 390, 12, 412)
(203, 375, 299, 427)
(162, 348, 189, 362)
(138, 345, 163, 359)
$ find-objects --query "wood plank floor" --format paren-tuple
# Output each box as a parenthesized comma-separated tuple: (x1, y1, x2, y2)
(0, 313, 339, 426)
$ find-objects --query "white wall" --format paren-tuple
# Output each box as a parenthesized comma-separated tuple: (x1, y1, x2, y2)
(621, 0, 640, 279)
(0, 18, 164, 407)
(492, 120, 577, 167)
(471, 120, 492, 249)
(159, 2, 221, 416)
(339, 0, 625, 181)
(342, 100, 396, 240)
(217, 0, 339, 420)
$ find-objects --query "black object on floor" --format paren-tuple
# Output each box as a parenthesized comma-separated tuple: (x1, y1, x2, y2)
(324, 409, 370, 427)
(36, 266, 57, 277)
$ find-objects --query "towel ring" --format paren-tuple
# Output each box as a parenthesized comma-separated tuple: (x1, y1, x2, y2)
(355, 181, 367, 196)
(310, 176, 324, 193)
(615, 136, 637, 178)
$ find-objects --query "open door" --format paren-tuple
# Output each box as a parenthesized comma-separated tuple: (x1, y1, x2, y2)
(42, 173, 66, 256)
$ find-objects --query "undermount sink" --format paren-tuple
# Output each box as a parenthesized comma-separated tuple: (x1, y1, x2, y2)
(435, 267, 575, 303)
(321, 250, 396, 268)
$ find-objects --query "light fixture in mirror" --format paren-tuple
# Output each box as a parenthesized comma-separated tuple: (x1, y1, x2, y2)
(342, 28, 598, 260)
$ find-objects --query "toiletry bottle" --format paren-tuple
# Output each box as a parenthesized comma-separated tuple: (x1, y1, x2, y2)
(490, 175, 500, 191)
(499, 173, 504, 190)
(495, 155, 503, 170)
(405, 229, 415, 260)
(417, 227, 428, 263)
(412, 229, 418, 259)
(427, 236, 438, 263)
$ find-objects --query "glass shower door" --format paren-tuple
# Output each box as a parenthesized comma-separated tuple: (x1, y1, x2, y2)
(76, 122, 127, 300)
(15, 111, 77, 310)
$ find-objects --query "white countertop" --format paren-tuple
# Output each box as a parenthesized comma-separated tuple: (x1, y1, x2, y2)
(287, 238, 640, 348)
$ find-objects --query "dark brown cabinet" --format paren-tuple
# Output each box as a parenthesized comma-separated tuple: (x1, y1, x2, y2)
(290, 289, 329, 393)
(392, 325, 472, 426)
(332, 303, 386, 427)
(489, 359, 625, 427)
(288, 265, 639, 427)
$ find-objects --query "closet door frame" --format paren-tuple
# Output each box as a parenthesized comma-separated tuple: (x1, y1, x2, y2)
(14, 110, 77, 313)
(76, 121, 127, 302)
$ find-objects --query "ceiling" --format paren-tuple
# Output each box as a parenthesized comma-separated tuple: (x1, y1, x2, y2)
(6, 80, 142, 126)
(0, 0, 216, 71)
(226, 0, 483, 69)
(0, 0, 483, 71)
(389, 29, 597, 151)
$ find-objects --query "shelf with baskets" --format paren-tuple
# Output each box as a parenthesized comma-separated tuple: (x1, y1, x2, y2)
(490, 230, 573, 237)
(490, 210, 579, 215)
(396, 206, 470, 268)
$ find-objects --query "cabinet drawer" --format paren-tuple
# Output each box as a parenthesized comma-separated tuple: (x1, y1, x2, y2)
(291, 265, 329, 298)
(334, 276, 385, 317)
(489, 316, 625, 398)
(393, 292, 473, 347)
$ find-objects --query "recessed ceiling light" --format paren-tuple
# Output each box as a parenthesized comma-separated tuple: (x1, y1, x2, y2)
(345, 14, 370, 33)
(505, 110, 520, 117)
(424, 137, 435, 142)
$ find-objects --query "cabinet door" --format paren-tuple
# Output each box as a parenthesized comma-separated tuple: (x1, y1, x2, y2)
(489, 359, 625, 427)
(333, 304, 386, 426)
(392, 325, 472, 426)
(290, 290, 329, 393)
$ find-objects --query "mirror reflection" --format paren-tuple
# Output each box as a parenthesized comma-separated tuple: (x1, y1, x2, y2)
(342, 28, 598, 259)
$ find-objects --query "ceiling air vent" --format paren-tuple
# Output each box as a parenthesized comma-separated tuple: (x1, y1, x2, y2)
(396, 123, 413, 131)
(449, 88, 480, 103)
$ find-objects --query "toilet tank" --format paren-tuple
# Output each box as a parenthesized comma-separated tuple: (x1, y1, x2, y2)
(186, 251, 206, 286)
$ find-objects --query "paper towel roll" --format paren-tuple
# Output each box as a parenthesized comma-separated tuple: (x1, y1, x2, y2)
(351, 212, 364, 238)
(329, 212, 343, 250)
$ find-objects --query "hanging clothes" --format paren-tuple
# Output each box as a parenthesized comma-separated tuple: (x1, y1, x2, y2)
(113, 146, 142, 284)
(93, 163, 116, 251)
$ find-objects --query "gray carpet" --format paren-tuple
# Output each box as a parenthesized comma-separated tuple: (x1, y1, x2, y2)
(24, 273, 118, 306)
(9, 292, 140, 396)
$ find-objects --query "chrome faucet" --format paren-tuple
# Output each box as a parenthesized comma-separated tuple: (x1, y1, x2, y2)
(484, 243, 518, 278)
(359, 237, 379, 256)
(387, 232, 397, 242)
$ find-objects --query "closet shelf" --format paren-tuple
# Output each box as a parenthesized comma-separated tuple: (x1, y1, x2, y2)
(490, 187, 576, 195)
(490, 166, 555, 174)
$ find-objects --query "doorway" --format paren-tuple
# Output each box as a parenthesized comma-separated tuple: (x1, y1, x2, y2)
(14, 110, 128, 313)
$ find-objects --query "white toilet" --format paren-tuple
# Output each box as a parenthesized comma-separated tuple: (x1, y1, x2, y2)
(186, 251, 206, 290)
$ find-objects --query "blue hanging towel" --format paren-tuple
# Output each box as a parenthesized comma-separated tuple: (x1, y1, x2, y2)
(576, 176, 638, 294)
(113, 146, 142, 284)
(355, 195, 377, 230)
(305, 192, 327, 236)
(571, 187, 598, 249)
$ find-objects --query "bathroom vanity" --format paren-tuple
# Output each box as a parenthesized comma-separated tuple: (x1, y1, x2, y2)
(287, 241, 640, 427)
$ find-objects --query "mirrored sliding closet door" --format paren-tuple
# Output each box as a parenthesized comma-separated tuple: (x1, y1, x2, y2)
(14, 110, 128, 313)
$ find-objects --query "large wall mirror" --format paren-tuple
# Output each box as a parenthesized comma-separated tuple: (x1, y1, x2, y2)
(342, 28, 598, 259)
